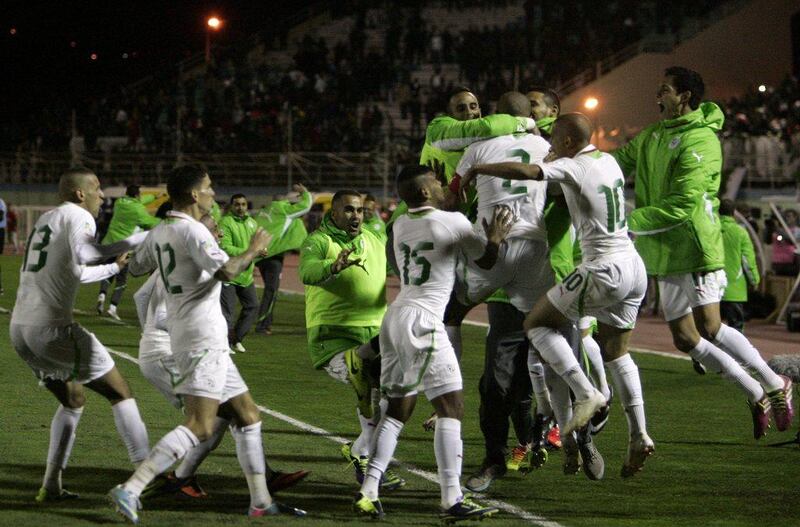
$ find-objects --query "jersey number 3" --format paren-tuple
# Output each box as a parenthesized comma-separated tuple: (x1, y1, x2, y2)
(23, 225, 52, 272)
(400, 241, 433, 286)
(156, 243, 183, 294)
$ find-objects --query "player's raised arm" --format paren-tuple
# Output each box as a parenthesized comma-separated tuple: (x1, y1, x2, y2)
(215, 227, 271, 282)
(460, 163, 543, 197)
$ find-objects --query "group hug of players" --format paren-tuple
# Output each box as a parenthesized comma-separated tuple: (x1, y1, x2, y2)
(10, 65, 794, 525)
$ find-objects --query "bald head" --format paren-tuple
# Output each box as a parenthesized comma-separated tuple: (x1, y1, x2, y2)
(550, 113, 594, 158)
(59, 168, 97, 202)
(496, 91, 531, 118)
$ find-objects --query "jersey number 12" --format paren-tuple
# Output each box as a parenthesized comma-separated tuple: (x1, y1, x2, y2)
(156, 243, 183, 294)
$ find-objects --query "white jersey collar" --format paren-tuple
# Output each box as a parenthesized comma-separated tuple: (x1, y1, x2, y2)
(166, 210, 197, 222)
(407, 206, 437, 213)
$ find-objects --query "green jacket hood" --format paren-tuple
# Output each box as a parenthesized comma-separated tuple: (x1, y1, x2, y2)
(663, 101, 724, 134)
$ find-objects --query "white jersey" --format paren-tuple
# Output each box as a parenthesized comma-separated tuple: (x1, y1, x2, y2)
(539, 144, 636, 263)
(391, 207, 485, 320)
(457, 133, 551, 241)
(130, 211, 230, 353)
(134, 272, 171, 363)
(12, 202, 119, 326)
(0, 198, 7, 229)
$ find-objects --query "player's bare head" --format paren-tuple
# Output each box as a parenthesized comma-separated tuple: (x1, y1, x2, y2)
(230, 193, 248, 218)
(199, 213, 222, 240)
(59, 168, 104, 217)
(658, 66, 704, 119)
(125, 184, 141, 198)
(551, 113, 593, 158)
(526, 86, 560, 120)
(496, 91, 532, 118)
(396, 165, 443, 208)
(448, 88, 481, 121)
(331, 190, 363, 238)
(167, 165, 214, 212)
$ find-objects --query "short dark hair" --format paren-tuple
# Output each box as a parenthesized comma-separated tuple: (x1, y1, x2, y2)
(155, 201, 173, 219)
(448, 86, 474, 101)
(664, 66, 704, 110)
(363, 193, 377, 203)
(527, 85, 561, 112)
(719, 198, 735, 216)
(230, 193, 247, 203)
(167, 165, 207, 206)
(126, 184, 141, 198)
(331, 190, 362, 207)
(396, 165, 435, 204)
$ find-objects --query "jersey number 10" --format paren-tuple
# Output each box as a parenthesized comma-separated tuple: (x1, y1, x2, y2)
(598, 179, 626, 233)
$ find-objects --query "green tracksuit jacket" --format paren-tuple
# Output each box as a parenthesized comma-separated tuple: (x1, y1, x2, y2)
(299, 212, 387, 366)
(219, 212, 259, 287)
(102, 195, 160, 244)
(720, 216, 760, 302)
(390, 114, 533, 225)
(614, 102, 725, 276)
(254, 191, 312, 258)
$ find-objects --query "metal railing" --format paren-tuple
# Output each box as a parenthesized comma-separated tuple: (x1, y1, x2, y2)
(0, 151, 392, 193)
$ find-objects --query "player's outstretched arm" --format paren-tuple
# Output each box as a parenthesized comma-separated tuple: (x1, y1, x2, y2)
(74, 231, 148, 265)
(79, 251, 128, 284)
(215, 228, 271, 282)
(473, 206, 514, 270)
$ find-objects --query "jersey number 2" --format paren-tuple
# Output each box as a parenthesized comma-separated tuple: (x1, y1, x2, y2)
(400, 241, 434, 286)
(502, 149, 530, 195)
(156, 243, 183, 294)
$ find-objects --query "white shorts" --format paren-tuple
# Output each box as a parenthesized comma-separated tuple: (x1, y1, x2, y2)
(658, 269, 727, 322)
(379, 304, 462, 399)
(139, 357, 182, 409)
(461, 238, 554, 312)
(11, 323, 115, 384)
(547, 253, 647, 329)
(173, 348, 248, 403)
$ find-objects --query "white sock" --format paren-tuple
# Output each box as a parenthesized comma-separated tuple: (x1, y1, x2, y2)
(352, 409, 377, 457)
(527, 355, 553, 416)
(689, 338, 765, 402)
(713, 324, 783, 392)
(123, 425, 198, 497)
(42, 405, 84, 493)
(231, 421, 272, 509)
(434, 417, 463, 509)
(175, 417, 229, 479)
(528, 327, 595, 399)
(112, 398, 150, 465)
(545, 364, 573, 429)
(606, 354, 646, 436)
(361, 415, 403, 500)
(445, 325, 463, 362)
(583, 335, 610, 400)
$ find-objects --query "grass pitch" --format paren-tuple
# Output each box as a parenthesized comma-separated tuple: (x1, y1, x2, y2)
(0, 254, 798, 526)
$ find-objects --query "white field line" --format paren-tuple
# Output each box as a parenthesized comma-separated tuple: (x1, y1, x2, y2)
(102, 344, 565, 527)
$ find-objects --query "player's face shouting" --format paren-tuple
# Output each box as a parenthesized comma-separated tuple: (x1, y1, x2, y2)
(332, 195, 363, 237)
(656, 76, 683, 119)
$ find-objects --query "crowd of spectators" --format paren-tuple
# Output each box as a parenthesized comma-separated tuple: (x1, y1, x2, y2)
(2, 0, 741, 156)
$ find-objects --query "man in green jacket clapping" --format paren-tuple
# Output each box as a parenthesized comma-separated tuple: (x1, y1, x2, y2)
(219, 194, 263, 353)
(96, 184, 161, 320)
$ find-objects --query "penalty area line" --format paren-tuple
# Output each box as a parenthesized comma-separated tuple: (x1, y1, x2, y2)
(104, 345, 564, 527)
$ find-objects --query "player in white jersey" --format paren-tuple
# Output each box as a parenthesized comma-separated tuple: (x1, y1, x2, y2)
(10, 169, 151, 502)
(133, 212, 309, 500)
(354, 165, 512, 523)
(109, 166, 305, 522)
(463, 114, 655, 477)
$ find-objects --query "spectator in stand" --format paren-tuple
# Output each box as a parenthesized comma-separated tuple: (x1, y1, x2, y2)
(719, 199, 760, 333)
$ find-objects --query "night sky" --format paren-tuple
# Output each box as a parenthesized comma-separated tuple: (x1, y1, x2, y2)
(3, 1, 301, 120)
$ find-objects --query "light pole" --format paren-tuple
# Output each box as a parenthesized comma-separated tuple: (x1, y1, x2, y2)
(583, 96, 600, 145)
(205, 16, 222, 64)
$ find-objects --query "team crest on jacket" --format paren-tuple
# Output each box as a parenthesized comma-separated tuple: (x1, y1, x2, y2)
(669, 137, 681, 150)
